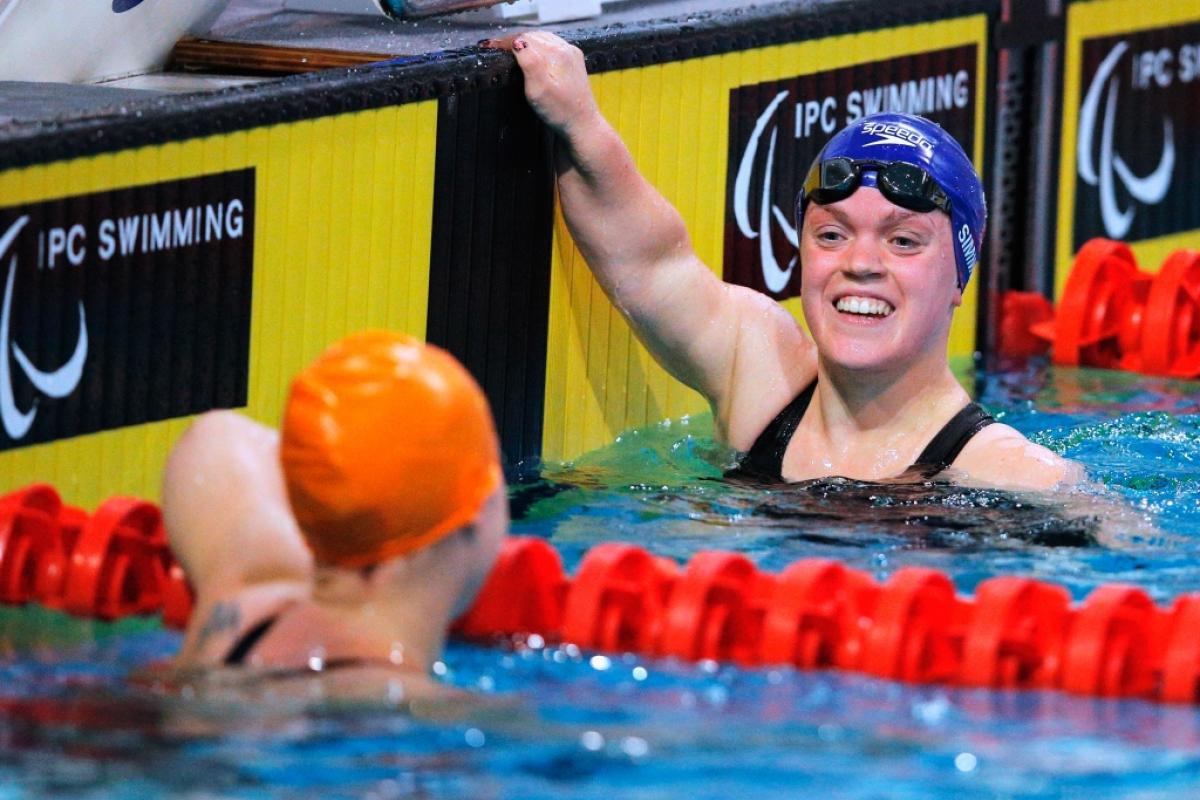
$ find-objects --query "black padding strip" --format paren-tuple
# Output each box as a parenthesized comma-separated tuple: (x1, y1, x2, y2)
(425, 82, 555, 479)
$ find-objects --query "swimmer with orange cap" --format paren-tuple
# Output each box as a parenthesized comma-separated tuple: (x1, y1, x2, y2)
(161, 331, 507, 700)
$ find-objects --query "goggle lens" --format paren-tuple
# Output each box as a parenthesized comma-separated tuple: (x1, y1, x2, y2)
(803, 157, 950, 216)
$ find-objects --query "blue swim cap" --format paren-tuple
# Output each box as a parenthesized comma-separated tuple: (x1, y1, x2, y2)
(795, 112, 986, 289)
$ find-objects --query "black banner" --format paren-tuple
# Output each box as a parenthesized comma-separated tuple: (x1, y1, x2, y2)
(1072, 24, 1200, 248)
(724, 45, 978, 300)
(0, 169, 255, 450)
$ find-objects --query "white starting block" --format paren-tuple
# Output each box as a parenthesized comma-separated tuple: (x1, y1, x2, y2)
(466, 0, 603, 24)
(283, 0, 605, 24)
(0, 0, 231, 83)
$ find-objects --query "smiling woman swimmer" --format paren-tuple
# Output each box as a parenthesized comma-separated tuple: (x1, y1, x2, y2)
(160, 331, 507, 705)
(488, 32, 1082, 491)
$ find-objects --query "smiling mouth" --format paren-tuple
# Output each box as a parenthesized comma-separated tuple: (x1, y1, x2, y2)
(835, 295, 894, 317)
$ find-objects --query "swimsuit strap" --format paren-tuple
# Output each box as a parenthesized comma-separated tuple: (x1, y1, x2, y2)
(909, 402, 996, 473)
(730, 380, 818, 482)
(733, 381, 995, 482)
(221, 606, 419, 673)
(223, 613, 280, 666)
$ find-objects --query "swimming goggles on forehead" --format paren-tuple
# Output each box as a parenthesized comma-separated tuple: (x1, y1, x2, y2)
(802, 157, 952, 216)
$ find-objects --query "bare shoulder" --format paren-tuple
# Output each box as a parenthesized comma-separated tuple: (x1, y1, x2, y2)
(951, 422, 1085, 491)
(718, 284, 816, 450)
(174, 583, 308, 669)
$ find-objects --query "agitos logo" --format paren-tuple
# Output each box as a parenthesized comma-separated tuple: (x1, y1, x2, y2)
(1077, 42, 1174, 240)
(0, 217, 87, 440)
(732, 90, 798, 295)
(724, 46, 977, 300)
(0, 170, 255, 451)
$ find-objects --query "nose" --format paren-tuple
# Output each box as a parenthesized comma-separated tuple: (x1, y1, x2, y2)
(842, 236, 885, 280)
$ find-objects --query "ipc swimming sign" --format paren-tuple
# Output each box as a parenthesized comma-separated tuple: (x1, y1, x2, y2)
(0, 170, 256, 451)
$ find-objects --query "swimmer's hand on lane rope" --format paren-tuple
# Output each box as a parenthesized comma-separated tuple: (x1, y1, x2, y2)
(484, 33, 603, 143)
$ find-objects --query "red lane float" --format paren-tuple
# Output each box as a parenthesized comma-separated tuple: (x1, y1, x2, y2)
(1061, 585, 1159, 698)
(0, 485, 68, 606)
(2, 483, 1199, 707)
(659, 551, 759, 664)
(0, 485, 193, 627)
(60, 498, 166, 620)
(451, 536, 566, 639)
(760, 559, 876, 670)
(456, 538, 1200, 706)
(560, 543, 676, 653)
(1161, 595, 1200, 703)
(1000, 239, 1200, 379)
(960, 576, 1070, 690)
(1142, 249, 1200, 376)
(861, 568, 964, 684)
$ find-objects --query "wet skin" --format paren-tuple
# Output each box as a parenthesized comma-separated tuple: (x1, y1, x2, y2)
(801, 189, 961, 378)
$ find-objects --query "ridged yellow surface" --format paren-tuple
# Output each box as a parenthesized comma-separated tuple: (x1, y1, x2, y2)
(1056, 0, 1200, 293)
(0, 103, 438, 508)
(543, 16, 989, 462)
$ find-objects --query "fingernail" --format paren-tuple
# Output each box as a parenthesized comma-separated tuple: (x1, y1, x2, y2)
(514, 39, 527, 51)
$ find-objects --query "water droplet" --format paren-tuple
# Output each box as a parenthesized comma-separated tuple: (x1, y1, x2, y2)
(580, 730, 604, 751)
(620, 736, 649, 758)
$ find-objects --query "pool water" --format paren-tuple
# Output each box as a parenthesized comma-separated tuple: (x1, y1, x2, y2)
(3, 362, 1200, 799)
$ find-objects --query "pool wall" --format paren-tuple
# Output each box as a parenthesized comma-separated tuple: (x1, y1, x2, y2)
(0, 0, 1197, 505)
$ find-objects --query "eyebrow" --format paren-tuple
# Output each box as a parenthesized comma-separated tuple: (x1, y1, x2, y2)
(813, 204, 932, 231)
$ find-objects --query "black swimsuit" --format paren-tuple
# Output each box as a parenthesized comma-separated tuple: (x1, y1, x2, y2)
(224, 614, 278, 666)
(223, 612, 408, 676)
(731, 380, 995, 482)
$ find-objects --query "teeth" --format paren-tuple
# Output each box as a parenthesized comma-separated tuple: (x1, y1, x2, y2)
(836, 296, 894, 316)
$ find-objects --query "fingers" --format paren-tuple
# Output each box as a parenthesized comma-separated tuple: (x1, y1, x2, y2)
(481, 31, 582, 63)
(481, 31, 595, 136)
(480, 33, 524, 52)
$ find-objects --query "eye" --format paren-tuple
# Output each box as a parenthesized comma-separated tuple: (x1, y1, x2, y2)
(890, 233, 924, 251)
(814, 227, 845, 244)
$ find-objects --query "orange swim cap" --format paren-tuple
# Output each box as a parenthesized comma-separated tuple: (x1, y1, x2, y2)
(280, 331, 502, 568)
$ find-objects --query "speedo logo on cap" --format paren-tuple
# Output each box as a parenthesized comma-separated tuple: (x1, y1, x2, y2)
(860, 122, 934, 151)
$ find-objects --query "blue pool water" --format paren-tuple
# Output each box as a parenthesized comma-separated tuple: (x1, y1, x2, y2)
(3, 362, 1200, 799)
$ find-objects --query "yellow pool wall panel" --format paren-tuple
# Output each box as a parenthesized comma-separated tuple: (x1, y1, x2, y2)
(0, 102, 438, 509)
